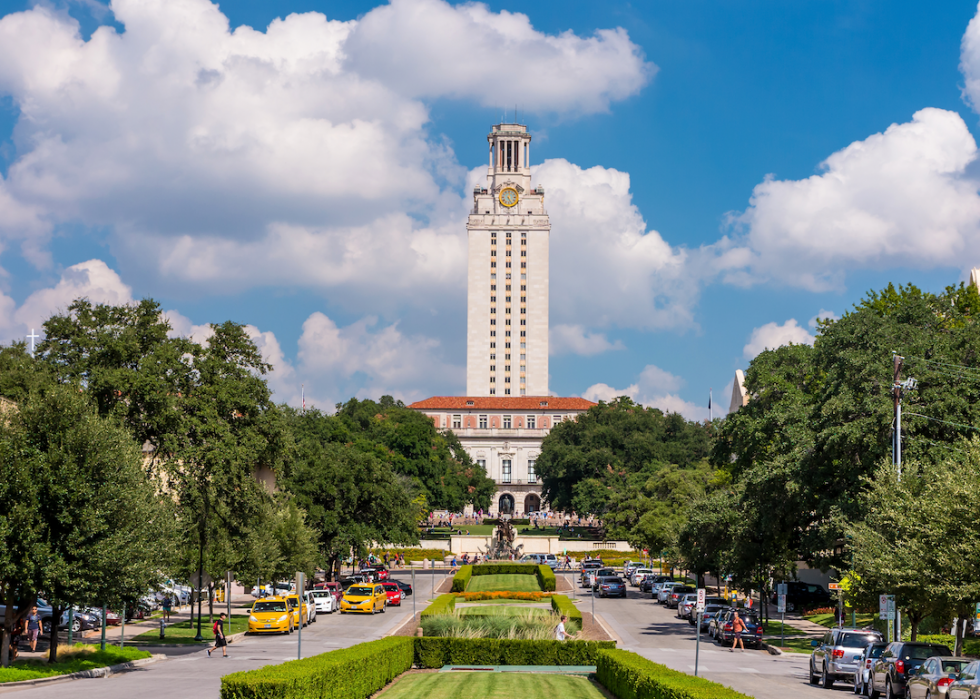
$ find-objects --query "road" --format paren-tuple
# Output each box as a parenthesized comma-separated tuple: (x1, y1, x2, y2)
(3, 571, 844, 699)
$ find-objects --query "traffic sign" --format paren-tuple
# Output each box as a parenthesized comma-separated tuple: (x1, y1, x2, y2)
(777, 583, 788, 596)
(696, 588, 706, 613)
(828, 583, 842, 591)
(777, 594, 786, 614)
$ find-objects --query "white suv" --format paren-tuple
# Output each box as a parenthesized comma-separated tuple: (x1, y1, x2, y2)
(311, 589, 336, 614)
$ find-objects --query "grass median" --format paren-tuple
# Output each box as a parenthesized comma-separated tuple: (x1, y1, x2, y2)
(467, 574, 543, 593)
(0, 644, 151, 683)
(382, 672, 604, 699)
(131, 615, 249, 644)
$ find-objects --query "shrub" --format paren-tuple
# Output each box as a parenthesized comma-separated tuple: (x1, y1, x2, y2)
(537, 565, 556, 592)
(452, 566, 473, 592)
(220, 637, 414, 699)
(596, 649, 752, 699)
(471, 563, 539, 576)
(419, 594, 457, 618)
(414, 638, 615, 669)
(551, 595, 582, 629)
(914, 635, 980, 656)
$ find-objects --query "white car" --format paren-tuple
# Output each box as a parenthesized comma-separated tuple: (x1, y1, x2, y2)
(312, 590, 337, 614)
(630, 569, 654, 586)
(303, 591, 317, 624)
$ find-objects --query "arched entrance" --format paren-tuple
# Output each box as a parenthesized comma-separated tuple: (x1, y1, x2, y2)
(524, 493, 541, 513)
(498, 493, 515, 514)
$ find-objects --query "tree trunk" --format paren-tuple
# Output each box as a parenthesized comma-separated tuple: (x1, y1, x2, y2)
(1, 589, 12, 668)
(954, 617, 965, 657)
(48, 605, 63, 663)
(208, 582, 214, 624)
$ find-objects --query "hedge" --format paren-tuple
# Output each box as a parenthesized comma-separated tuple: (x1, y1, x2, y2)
(415, 638, 616, 669)
(220, 637, 414, 699)
(419, 594, 457, 618)
(596, 649, 753, 699)
(551, 594, 582, 625)
(451, 565, 472, 592)
(454, 591, 552, 602)
(537, 564, 557, 592)
(470, 563, 539, 575)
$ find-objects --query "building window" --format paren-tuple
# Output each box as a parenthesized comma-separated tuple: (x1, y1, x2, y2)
(502, 459, 512, 483)
(490, 388, 496, 395)
(520, 377, 526, 384)
(521, 250, 526, 256)
(479, 415, 487, 429)
(505, 376, 510, 383)
(527, 416, 536, 429)
(503, 415, 512, 428)
(490, 342, 496, 348)
(521, 285, 526, 291)
(520, 319, 526, 325)
(505, 388, 511, 394)
(491, 273, 496, 280)
(490, 353, 496, 360)
(505, 331, 511, 337)
(521, 274, 527, 280)
(490, 331, 496, 337)
(506, 250, 511, 256)
(505, 365, 510, 371)
(521, 262, 526, 268)
(506, 296, 511, 302)
(477, 459, 486, 471)
(553, 415, 562, 424)
(491, 319, 496, 325)
(505, 319, 510, 325)
(528, 459, 536, 483)
(520, 389, 526, 395)
(491, 261, 496, 268)
(521, 342, 526, 349)
(520, 331, 526, 337)
(490, 296, 496, 302)
(506, 262, 511, 268)
(491, 285, 496, 291)
(490, 376, 495, 382)
(452, 415, 461, 428)
(520, 354, 526, 361)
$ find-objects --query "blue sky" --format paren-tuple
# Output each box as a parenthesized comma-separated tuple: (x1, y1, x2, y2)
(0, 0, 979, 417)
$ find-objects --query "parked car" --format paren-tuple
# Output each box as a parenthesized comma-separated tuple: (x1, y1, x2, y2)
(284, 592, 316, 626)
(906, 656, 972, 699)
(359, 566, 389, 581)
(666, 586, 694, 609)
(640, 576, 671, 594)
(381, 582, 403, 606)
(596, 576, 627, 598)
(657, 582, 684, 604)
(869, 641, 952, 698)
(853, 640, 888, 696)
(580, 560, 604, 585)
(630, 569, 654, 586)
(809, 627, 884, 689)
(340, 574, 370, 588)
(677, 593, 698, 619)
(771, 581, 831, 612)
(521, 553, 560, 569)
(59, 607, 101, 634)
(588, 568, 616, 590)
(714, 609, 764, 648)
(340, 584, 387, 614)
(698, 604, 730, 633)
(314, 581, 345, 604)
(247, 596, 296, 635)
(947, 659, 980, 699)
(311, 589, 337, 614)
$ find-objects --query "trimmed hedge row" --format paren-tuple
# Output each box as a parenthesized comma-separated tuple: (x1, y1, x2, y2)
(596, 649, 752, 699)
(415, 638, 616, 668)
(551, 594, 582, 625)
(537, 564, 556, 592)
(471, 563, 539, 576)
(220, 637, 414, 699)
(451, 565, 472, 592)
(420, 594, 457, 618)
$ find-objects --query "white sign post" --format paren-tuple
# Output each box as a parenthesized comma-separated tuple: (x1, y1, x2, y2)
(695, 588, 706, 676)
(296, 571, 305, 660)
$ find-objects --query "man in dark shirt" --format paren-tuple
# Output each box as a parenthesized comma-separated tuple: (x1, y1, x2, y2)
(207, 612, 228, 657)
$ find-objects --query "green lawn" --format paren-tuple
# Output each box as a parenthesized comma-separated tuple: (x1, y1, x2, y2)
(806, 612, 875, 629)
(769, 637, 816, 654)
(423, 525, 496, 537)
(458, 606, 553, 617)
(382, 672, 604, 699)
(131, 615, 249, 645)
(761, 621, 807, 637)
(467, 574, 543, 593)
(518, 527, 562, 536)
(0, 644, 151, 683)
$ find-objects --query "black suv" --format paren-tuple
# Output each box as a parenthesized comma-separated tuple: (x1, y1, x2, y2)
(771, 581, 831, 612)
(870, 641, 952, 699)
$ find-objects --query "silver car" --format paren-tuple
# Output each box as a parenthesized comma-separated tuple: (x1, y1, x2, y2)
(809, 627, 883, 689)
(657, 581, 683, 604)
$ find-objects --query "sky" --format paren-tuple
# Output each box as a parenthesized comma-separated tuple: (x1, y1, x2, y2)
(1, 0, 980, 418)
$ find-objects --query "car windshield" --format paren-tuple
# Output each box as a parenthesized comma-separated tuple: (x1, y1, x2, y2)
(347, 586, 375, 596)
(253, 601, 286, 613)
(312, 591, 331, 598)
(903, 645, 950, 660)
(603, 578, 624, 584)
(840, 633, 881, 648)
(673, 587, 693, 594)
(704, 605, 726, 613)
(941, 660, 969, 673)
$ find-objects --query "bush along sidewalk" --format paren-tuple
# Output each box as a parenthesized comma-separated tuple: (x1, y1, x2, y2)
(537, 565, 556, 592)
(451, 566, 472, 592)
(550, 595, 582, 629)
(420, 594, 457, 618)
(597, 648, 753, 699)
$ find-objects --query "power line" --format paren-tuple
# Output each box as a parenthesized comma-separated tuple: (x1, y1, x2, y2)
(903, 411, 980, 434)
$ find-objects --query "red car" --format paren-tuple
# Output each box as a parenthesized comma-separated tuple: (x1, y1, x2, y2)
(381, 582, 402, 606)
(360, 566, 389, 581)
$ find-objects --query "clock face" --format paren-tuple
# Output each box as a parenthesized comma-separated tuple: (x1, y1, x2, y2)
(499, 187, 518, 208)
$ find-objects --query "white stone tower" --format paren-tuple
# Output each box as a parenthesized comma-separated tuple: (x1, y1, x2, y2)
(466, 123, 550, 397)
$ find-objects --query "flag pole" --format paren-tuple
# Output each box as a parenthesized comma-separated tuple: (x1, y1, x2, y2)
(708, 389, 712, 422)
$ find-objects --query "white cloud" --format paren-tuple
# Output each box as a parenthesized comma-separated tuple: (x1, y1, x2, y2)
(808, 309, 838, 328)
(960, 4, 980, 113)
(0, 259, 134, 343)
(0, 0, 653, 313)
(742, 319, 815, 360)
(729, 108, 980, 291)
(534, 159, 697, 331)
(550, 324, 624, 356)
(581, 364, 707, 421)
(344, 0, 654, 114)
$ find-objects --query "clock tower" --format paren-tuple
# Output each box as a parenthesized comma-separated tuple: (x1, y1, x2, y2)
(466, 123, 550, 397)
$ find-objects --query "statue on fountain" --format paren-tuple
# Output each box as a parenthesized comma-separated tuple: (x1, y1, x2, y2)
(478, 515, 524, 560)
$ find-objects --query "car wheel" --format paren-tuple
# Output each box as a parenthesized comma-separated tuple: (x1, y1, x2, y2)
(41, 619, 52, 634)
(72, 618, 81, 633)
(869, 676, 880, 699)
(822, 664, 834, 689)
(810, 661, 820, 685)
(885, 680, 894, 699)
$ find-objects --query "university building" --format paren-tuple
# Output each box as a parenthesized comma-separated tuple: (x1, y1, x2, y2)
(410, 122, 594, 515)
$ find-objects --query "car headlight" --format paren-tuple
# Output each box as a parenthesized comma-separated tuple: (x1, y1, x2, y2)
(249, 615, 258, 623)
(277, 614, 288, 622)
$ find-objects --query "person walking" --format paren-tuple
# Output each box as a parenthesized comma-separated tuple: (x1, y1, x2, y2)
(162, 594, 172, 622)
(207, 612, 228, 657)
(26, 606, 41, 652)
(555, 615, 571, 641)
(730, 611, 747, 652)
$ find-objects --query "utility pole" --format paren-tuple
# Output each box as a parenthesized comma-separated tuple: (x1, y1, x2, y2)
(890, 353, 916, 643)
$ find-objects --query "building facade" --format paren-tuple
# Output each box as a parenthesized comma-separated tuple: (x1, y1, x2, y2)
(466, 123, 549, 397)
(407, 396, 595, 515)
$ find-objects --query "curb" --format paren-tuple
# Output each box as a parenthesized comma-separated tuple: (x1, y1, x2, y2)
(761, 642, 784, 655)
(129, 631, 247, 649)
(0, 654, 163, 692)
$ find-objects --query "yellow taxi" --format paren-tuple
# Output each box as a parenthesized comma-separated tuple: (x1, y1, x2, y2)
(247, 596, 297, 634)
(285, 593, 313, 627)
(340, 583, 387, 614)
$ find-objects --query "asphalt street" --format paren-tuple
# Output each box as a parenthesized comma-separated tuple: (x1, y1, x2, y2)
(3, 571, 843, 699)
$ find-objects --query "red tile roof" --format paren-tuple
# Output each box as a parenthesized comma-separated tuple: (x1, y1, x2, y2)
(407, 396, 596, 411)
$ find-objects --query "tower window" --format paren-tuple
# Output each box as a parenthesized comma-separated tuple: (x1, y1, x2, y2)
(521, 331, 526, 337)
(505, 388, 511, 395)
(521, 262, 526, 268)
(505, 331, 511, 337)
(506, 296, 511, 302)
(527, 416, 536, 429)
(452, 415, 461, 428)
(506, 262, 511, 268)
(521, 285, 526, 291)
(491, 285, 496, 291)
(490, 342, 496, 348)
(506, 250, 511, 256)
(490, 331, 496, 337)
(490, 296, 496, 302)
(503, 416, 512, 428)
(490, 388, 496, 395)
(521, 274, 526, 280)
(521, 250, 526, 256)
(479, 415, 488, 429)
(491, 261, 496, 268)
